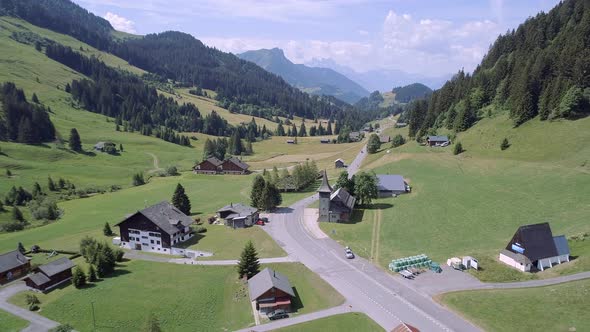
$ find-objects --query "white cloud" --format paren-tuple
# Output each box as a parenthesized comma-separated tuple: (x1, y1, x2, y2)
(104, 12, 136, 33)
(358, 29, 369, 36)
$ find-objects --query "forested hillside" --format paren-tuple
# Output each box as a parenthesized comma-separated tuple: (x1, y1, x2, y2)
(407, 0, 590, 138)
(392, 83, 432, 103)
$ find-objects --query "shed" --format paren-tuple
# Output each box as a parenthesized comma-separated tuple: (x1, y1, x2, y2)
(334, 159, 346, 168)
(376, 174, 409, 197)
(379, 135, 391, 144)
(25, 257, 75, 292)
(426, 136, 449, 147)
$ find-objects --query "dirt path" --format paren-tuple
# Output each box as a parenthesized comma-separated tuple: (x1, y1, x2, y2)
(145, 152, 163, 174)
(369, 209, 382, 263)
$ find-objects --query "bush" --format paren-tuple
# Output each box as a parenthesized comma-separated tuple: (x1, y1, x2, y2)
(391, 134, 406, 148)
(29, 197, 61, 221)
(26, 294, 40, 311)
(208, 216, 216, 224)
(72, 266, 86, 288)
(195, 226, 207, 233)
(453, 142, 464, 155)
(132, 173, 145, 186)
(114, 248, 125, 262)
(87, 265, 97, 282)
(166, 166, 179, 176)
(0, 221, 24, 232)
(51, 324, 74, 332)
(500, 138, 510, 150)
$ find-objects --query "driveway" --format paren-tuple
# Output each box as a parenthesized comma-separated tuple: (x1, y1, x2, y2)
(124, 251, 296, 265)
(0, 283, 60, 332)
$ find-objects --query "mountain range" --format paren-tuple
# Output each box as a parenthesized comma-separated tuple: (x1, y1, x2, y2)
(238, 48, 369, 104)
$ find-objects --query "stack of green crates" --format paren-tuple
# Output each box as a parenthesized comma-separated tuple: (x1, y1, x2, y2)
(388, 254, 432, 272)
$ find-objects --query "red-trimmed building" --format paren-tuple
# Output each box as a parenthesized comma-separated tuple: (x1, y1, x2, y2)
(248, 268, 296, 314)
(192, 157, 249, 175)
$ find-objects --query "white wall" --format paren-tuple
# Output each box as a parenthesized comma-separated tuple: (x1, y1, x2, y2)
(499, 253, 529, 272)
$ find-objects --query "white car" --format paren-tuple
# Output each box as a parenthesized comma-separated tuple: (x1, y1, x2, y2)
(345, 247, 355, 259)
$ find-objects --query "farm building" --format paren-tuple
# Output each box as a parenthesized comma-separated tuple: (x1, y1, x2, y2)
(192, 157, 249, 175)
(0, 250, 30, 284)
(217, 203, 259, 228)
(349, 132, 361, 141)
(334, 159, 346, 168)
(318, 171, 356, 222)
(25, 257, 74, 292)
(115, 201, 195, 254)
(248, 268, 296, 314)
(426, 136, 449, 147)
(380, 135, 391, 143)
(377, 174, 410, 197)
(93, 141, 116, 152)
(499, 222, 570, 272)
(193, 157, 222, 174)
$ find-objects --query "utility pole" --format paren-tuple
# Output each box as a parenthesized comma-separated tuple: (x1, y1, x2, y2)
(91, 301, 96, 331)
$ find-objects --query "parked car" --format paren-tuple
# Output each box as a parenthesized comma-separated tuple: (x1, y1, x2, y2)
(260, 217, 269, 223)
(267, 309, 289, 320)
(440, 141, 450, 147)
(345, 247, 355, 259)
(255, 220, 265, 226)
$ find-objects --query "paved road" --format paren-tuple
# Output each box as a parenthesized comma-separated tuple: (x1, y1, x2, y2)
(0, 283, 60, 332)
(236, 303, 352, 332)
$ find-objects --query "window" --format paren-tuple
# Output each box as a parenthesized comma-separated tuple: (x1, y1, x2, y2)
(157, 241, 160, 245)
(150, 240, 154, 244)
(142, 236, 148, 239)
(151, 247, 154, 250)
(142, 243, 148, 246)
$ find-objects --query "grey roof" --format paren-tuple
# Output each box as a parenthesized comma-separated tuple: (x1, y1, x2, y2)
(248, 268, 295, 301)
(94, 141, 114, 148)
(116, 201, 194, 235)
(427, 135, 449, 142)
(0, 250, 29, 273)
(377, 175, 407, 192)
(330, 188, 356, 211)
(349, 132, 360, 138)
(217, 203, 257, 219)
(317, 170, 333, 193)
(38, 257, 74, 277)
(553, 235, 570, 256)
(379, 135, 390, 143)
(205, 157, 222, 166)
(226, 157, 249, 170)
(500, 249, 532, 265)
(28, 272, 51, 286)
(334, 158, 345, 163)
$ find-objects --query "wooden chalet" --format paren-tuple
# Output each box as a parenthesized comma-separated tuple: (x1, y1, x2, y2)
(221, 157, 250, 175)
(0, 250, 30, 284)
(193, 157, 222, 174)
(248, 268, 296, 314)
(192, 157, 250, 175)
(25, 257, 74, 292)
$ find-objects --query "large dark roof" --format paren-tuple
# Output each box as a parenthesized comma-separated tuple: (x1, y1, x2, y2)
(204, 157, 222, 166)
(38, 257, 74, 277)
(377, 174, 406, 192)
(217, 203, 257, 219)
(427, 135, 449, 142)
(116, 201, 193, 235)
(330, 188, 355, 212)
(505, 223, 559, 261)
(248, 268, 295, 301)
(0, 250, 28, 273)
(225, 157, 249, 170)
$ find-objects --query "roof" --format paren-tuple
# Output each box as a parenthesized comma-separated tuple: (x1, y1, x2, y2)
(500, 249, 532, 265)
(38, 257, 74, 277)
(427, 135, 449, 142)
(225, 157, 249, 170)
(0, 250, 29, 273)
(505, 223, 559, 261)
(94, 141, 114, 148)
(377, 175, 406, 192)
(203, 157, 222, 166)
(330, 188, 356, 211)
(248, 268, 295, 301)
(317, 170, 333, 193)
(27, 272, 51, 286)
(553, 235, 570, 256)
(334, 158, 344, 163)
(217, 203, 257, 219)
(116, 201, 194, 235)
(380, 135, 391, 143)
(349, 132, 360, 138)
(392, 323, 420, 332)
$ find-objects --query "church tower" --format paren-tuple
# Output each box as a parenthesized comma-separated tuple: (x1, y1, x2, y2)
(317, 170, 333, 222)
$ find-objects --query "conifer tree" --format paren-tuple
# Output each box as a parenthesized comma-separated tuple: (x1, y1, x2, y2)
(103, 222, 113, 236)
(12, 206, 25, 223)
(299, 123, 307, 137)
(276, 123, 285, 136)
(31, 93, 39, 103)
(171, 183, 191, 215)
(367, 134, 381, 154)
(48, 176, 57, 191)
(453, 142, 464, 155)
(500, 138, 510, 151)
(72, 266, 86, 288)
(17, 242, 25, 254)
(87, 265, 97, 282)
(250, 175, 265, 209)
(237, 240, 260, 279)
(32, 182, 43, 197)
(68, 128, 82, 152)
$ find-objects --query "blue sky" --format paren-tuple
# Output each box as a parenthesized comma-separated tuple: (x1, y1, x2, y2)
(74, 0, 560, 77)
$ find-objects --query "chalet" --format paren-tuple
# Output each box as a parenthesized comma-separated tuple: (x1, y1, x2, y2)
(248, 268, 296, 314)
(221, 157, 250, 175)
(499, 222, 570, 272)
(93, 141, 116, 152)
(115, 201, 194, 254)
(426, 135, 449, 147)
(320, 139, 330, 144)
(349, 132, 361, 141)
(193, 157, 222, 174)
(334, 159, 346, 168)
(0, 250, 30, 284)
(377, 174, 410, 197)
(25, 257, 74, 292)
(217, 203, 259, 228)
(379, 135, 391, 144)
(318, 172, 356, 222)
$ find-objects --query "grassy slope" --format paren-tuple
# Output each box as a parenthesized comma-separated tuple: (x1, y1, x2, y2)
(277, 313, 383, 332)
(439, 279, 590, 332)
(324, 113, 590, 281)
(0, 310, 29, 332)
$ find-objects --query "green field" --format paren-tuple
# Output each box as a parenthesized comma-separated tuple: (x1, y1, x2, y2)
(277, 313, 383, 332)
(323, 114, 590, 281)
(0, 309, 29, 332)
(440, 279, 590, 332)
(8, 261, 343, 331)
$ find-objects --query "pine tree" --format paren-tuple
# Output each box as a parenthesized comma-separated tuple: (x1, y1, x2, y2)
(250, 175, 265, 209)
(69, 128, 83, 152)
(32, 182, 43, 197)
(299, 123, 307, 137)
(17, 242, 25, 254)
(237, 240, 260, 279)
(171, 183, 191, 215)
(119, 144, 124, 152)
(6, 169, 12, 177)
(103, 222, 113, 236)
(72, 266, 86, 288)
(260, 181, 282, 211)
(48, 176, 57, 191)
(453, 142, 464, 155)
(12, 206, 25, 223)
(500, 138, 510, 151)
(276, 123, 285, 136)
(143, 313, 162, 332)
(31, 93, 39, 103)
(87, 265, 97, 282)
(367, 134, 381, 154)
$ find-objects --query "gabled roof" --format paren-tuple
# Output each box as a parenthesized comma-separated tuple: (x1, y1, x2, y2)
(330, 188, 356, 211)
(553, 235, 570, 256)
(0, 250, 29, 273)
(317, 170, 333, 193)
(377, 174, 406, 192)
(248, 268, 295, 301)
(116, 201, 193, 235)
(217, 203, 257, 219)
(427, 135, 449, 142)
(392, 323, 420, 332)
(202, 157, 222, 166)
(38, 257, 74, 277)
(505, 222, 558, 261)
(27, 272, 51, 286)
(334, 158, 344, 163)
(224, 157, 249, 170)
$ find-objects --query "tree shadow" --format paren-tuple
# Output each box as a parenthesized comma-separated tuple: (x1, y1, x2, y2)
(290, 287, 304, 312)
(366, 203, 394, 210)
(81, 150, 97, 157)
(173, 233, 206, 249)
(102, 269, 131, 278)
(336, 209, 365, 225)
(271, 207, 294, 214)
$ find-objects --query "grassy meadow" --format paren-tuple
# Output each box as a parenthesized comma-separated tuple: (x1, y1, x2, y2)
(0, 310, 29, 332)
(277, 313, 383, 332)
(8, 261, 343, 331)
(439, 279, 590, 332)
(324, 113, 590, 281)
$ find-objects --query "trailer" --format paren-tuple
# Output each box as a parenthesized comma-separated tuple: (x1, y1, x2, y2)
(462, 256, 479, 270)
(446, 257, 464, 271)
